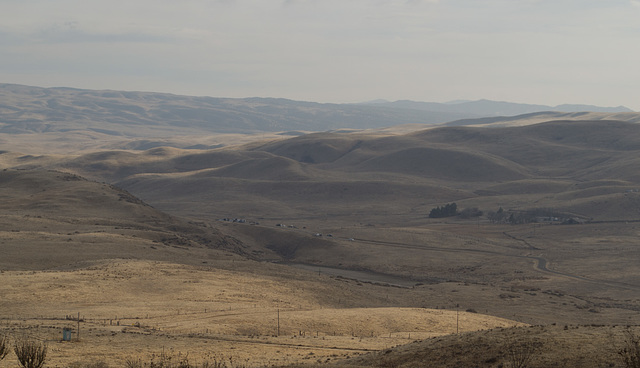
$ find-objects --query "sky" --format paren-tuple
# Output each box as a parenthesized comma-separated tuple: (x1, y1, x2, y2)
(1, 0, 639, 110)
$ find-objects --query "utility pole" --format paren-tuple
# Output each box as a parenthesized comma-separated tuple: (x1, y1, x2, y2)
(77, 312, 81, 341)
(456, 304, 459, 334)
(277, 309, 280, 337)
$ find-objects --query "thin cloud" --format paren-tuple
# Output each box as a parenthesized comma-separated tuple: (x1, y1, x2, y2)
(34, 23, 173, 44)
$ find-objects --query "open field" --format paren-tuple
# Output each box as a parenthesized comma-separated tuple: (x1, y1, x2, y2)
(0, 260, 524, 367)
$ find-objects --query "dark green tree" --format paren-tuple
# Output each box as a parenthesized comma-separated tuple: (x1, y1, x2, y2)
(429, 203, 458, 218)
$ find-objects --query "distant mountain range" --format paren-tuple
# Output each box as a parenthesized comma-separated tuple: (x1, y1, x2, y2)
(361, 99, 633, 116)
(0, 84, 634, 139)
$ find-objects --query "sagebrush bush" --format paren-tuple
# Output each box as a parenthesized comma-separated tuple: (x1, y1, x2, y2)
(0, 334, 9, 361)
(125, 351, 247, 368)
(505, 338, 540, 368)
(67, 360, 110, 368)
(14, 337, 47, 368)
(619, 329, 640, 368)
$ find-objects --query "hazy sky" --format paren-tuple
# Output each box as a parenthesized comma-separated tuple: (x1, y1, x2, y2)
(1, 0, 639, 109)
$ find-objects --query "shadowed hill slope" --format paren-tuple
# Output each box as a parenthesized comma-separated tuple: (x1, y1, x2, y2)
(0, 169, 246, 270)
(409, 120, 640, 179)
(293, 324, 631, 368)
(125, 120, 640, 223)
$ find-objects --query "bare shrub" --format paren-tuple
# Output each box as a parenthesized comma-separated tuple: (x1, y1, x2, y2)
(14, 338, 47, 368)
(68, 360, 110, 368)
(125, 351, 246, 368)
(619, 329, 640, 368)
(124, 358, 143, 368)
(505, 338, 540, 368)
(459, 207, 483, 219)
(0, 335, 9, 361)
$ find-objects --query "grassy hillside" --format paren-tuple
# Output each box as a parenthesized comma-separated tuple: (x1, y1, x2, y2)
(28, 119, 637, 224)
(0, 169, 245, 270)
(0, 259, 526, 368)
(310, 324, 636, 368)
(0, 170, 529, 367)
(4, 118, 640, 366)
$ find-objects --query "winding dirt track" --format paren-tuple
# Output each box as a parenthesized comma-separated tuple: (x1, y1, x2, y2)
(346, 237, 640, 292)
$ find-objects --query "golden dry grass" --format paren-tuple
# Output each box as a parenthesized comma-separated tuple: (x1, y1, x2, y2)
(0, 260, 524, 367)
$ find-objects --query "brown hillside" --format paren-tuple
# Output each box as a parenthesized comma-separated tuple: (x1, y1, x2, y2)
(197, 155, 312, 181)
(10, 119, 640, 225)
(321, 324, 633, 368)
(0, 169, 244, 270)
(255, 132, 366, 164)
(349, 146, 528, 182)
(4, 120, 640, 331)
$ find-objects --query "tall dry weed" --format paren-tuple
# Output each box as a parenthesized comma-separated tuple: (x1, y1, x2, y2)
(14, 337, 47, 368)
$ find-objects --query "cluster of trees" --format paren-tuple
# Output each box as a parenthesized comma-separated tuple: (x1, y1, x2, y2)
(487, 207, 508, 223)
(428, 203, 458, 218)
(428, 203, 483, 219)
(487, 207, 566, 224)
(459, 207, 483, 219)
(427, 204, 573, 224)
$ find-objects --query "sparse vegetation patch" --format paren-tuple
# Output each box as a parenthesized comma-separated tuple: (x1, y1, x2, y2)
(14, 337, 47, 368)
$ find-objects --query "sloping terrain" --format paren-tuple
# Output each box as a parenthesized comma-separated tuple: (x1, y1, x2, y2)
(3, 83, 638, 155)
(0, 169, 527, 367)
(372, 98, 632, 115)
(0, 169, 245, 270)
(445, 110, 640, 127)
(4, 107, 640, 366)
(0, 83, 448, 137)
(45, 120, 638, 223)
(0, 259, 526, 367)
(317, 324, 635, 368)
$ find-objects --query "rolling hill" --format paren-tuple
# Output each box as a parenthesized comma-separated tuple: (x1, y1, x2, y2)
(0, 83, 455, 137)
(2, 83, 638, 155)
(7, 119, 640, 225)
(368, 98, 632, 116)
(5, 85, 640, 366)
(0, 169, 246, 270)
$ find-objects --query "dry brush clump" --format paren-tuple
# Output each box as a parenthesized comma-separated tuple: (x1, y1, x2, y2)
(125, 351, 249, 368)
(619, 329, 640, 368)
(0, 334, 9, 361)
(67, 360, 110, 368)
(14, 337, 47, 368)
(505, 338, 541, 368)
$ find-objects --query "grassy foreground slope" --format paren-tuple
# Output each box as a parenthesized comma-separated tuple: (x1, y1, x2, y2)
(302, 324, 638, 368)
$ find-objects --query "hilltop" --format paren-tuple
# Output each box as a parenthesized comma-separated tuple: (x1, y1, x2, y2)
(365, 98, 633, 116)
(2, 83, 637, 154)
